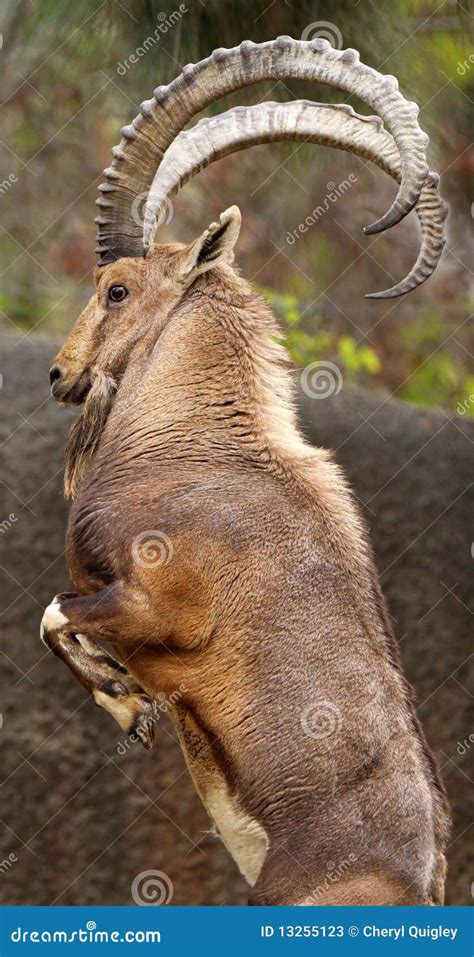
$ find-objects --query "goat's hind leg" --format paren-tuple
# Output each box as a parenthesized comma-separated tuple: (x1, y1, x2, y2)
(41, 592, 155, 750)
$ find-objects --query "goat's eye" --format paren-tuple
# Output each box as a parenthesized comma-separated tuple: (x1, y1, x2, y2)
(108, 284, 128, 304)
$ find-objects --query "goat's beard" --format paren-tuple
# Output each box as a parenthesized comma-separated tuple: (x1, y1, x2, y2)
(64, 372, 117, 499)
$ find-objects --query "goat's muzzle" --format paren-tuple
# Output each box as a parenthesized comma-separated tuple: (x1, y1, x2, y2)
(49, 366, 92, 405)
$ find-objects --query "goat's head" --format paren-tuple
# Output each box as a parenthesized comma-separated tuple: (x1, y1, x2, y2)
(52, 37, 448, 495)
(50, 207, 241, 406)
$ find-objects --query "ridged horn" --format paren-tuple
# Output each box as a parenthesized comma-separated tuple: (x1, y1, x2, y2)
(145, 101, 447, 299)
(95, 36, 432, 264)
(365, 173, 447, 298)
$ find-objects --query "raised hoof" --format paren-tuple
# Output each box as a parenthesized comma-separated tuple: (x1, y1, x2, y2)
(94, 680, 157, 751)
(40, 599, 70, 647)
(132, 696, 156, 751)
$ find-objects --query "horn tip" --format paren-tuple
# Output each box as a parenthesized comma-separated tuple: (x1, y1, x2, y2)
(364, 206, 407, 235)
(366, 281, 416, 300)
(365, 290, 397, 300)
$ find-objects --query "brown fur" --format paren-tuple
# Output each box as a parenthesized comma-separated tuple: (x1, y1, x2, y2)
(44, 213, 450, 905)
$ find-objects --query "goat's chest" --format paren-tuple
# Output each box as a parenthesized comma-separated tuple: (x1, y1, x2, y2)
(66, 495, 119, 590)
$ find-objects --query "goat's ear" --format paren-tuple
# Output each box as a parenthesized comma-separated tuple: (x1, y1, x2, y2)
(178, 206, 241, 284)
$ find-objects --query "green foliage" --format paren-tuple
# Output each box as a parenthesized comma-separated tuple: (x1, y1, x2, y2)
(396, 302, 474, 412)
(262, 289, 382, 386)
(261, 287, 471, 415)
(400, 310, 445, 347)
(337, 336, 381, 376)
(0, 290, 47, 331)
(401, 354, 473, 414)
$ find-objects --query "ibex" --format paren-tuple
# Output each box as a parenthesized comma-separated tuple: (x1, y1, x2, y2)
(42, 37, 450, 905)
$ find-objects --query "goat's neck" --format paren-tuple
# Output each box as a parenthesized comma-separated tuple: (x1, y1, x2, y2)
(106, 278, 300, 471)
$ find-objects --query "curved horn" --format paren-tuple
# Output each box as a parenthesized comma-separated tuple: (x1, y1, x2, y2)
(145, 101, 447, 299)
(96, 37, 431, 264)
(366, 172, 447, 299)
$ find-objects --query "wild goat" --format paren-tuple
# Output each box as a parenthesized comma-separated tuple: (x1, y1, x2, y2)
(42, 37, 450, 905)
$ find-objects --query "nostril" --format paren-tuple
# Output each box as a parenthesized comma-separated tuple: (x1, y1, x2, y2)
(49, 366, 62, 386)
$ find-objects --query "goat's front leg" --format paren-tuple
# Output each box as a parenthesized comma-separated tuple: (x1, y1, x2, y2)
(40, 588, 156, 749)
